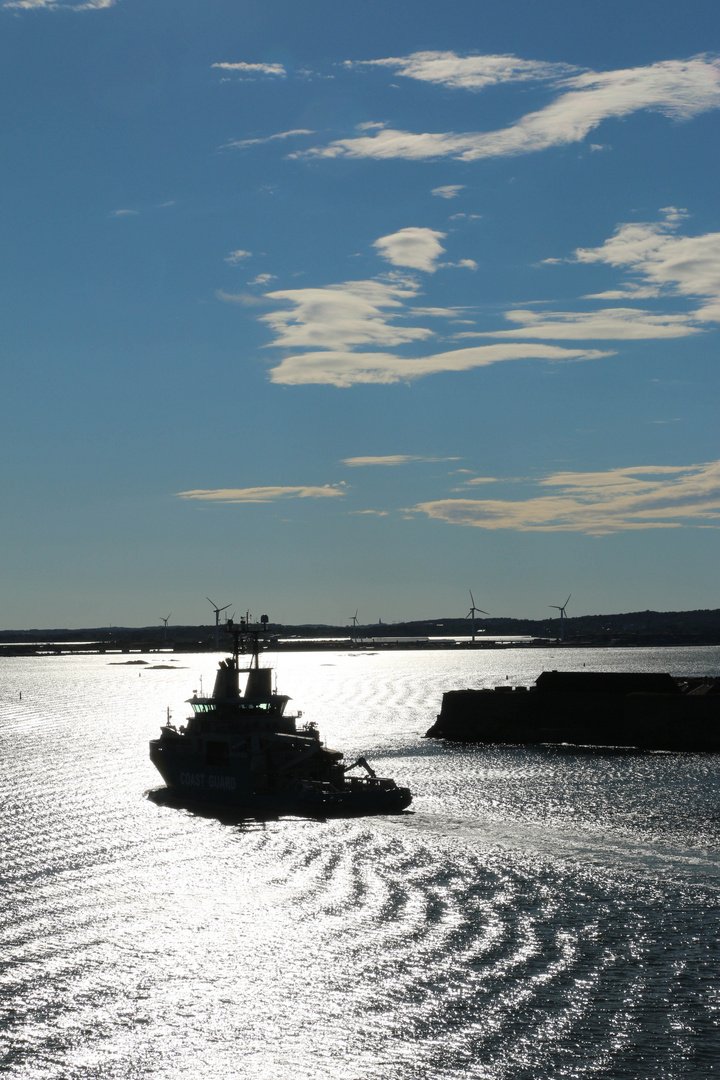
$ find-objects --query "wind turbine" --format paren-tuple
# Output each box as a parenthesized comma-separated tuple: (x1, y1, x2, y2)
(349, 609, 359, 641)
(160, 614, 171, 644)
(466, 590, 489, 642)
(550, 594, 571, 642)
(207, 596, 232, 650)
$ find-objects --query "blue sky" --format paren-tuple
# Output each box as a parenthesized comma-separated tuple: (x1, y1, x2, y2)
(2, 0, 719, 628)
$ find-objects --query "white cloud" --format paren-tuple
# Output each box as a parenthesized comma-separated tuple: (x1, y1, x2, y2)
(212, 62, 287, 78)
(5, 0, 114, 7)
(254, 239, 613, 385)
(410, 461, 720, 534)
(574, 213, 720, 322)
(223, 128, 314, 150)
(464, 211, 720, 346)
(216, 290, 267, 307)
(373, 227, 446, 273)
(260, 279, 430, 351)
(111, 208, 139, 217)
(250, 212, 720, 387)
(225, 249, 252, 263)
(412, 305, 470, 318)
(248, 273, 277, 286)
(583, 285, 662, 300)
(268, 343, 611, 387)
(177, 485, 345, 503)
(479, 306, 702, 340)
(342, 455, 459, 467)
(348, 52, 576, 90)
(432, 185, 465, 199)
(303, 56, 720, 161)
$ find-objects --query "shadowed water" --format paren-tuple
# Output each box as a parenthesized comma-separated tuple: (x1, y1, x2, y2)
(1, 648, 719, 1078)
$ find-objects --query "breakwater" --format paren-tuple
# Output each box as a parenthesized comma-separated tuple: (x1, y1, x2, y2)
(426, 670, 720, 750)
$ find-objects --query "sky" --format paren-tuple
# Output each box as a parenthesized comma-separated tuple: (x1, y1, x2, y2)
(2, 0, 720, 629)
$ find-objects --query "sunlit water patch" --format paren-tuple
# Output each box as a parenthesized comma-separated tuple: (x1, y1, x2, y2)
(1, 649, 718, 1078)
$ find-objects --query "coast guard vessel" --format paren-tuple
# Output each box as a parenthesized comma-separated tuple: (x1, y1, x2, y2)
(149, 616, 412, 814)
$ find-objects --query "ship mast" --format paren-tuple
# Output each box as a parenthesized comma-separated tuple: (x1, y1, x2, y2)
(226, 614, 264, 669)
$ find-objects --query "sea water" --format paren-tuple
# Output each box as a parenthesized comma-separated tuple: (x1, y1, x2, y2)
(1, 647, 719, 1079)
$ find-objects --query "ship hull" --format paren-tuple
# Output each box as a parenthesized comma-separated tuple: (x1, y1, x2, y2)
(149, 742, 411, 814)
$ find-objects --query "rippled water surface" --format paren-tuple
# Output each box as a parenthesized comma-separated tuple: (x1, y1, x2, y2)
(1, 647, 719, 1078)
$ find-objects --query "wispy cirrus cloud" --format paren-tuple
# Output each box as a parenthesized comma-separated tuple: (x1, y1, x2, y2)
(216, 290, 268, 307)
(346, 51, 576, 90)
(224, 249, 252, 263)
(223, 128, 315, 150)
(583, 284, 662, 300)
(301, 55, 720, 162)
(410, 461, 720, 534)
(5, 0, 114, 7)
(432, 185, 465, 199)
(268, 343, 610, 387)
(177, 485, 345, 503)
(373, 227, 446, 273)
(472, 307, 703, 341)
(342, 455, 460, 467)
(212, 61, 287, 78)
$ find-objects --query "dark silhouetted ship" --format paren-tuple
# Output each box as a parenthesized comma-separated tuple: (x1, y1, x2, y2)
(150, 617, 412, 813)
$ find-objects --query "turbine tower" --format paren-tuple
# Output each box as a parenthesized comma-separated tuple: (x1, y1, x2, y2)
(349, 609, 359, 641)
(466, 590, 489, 643)
(160, 614, 171, 644)
(207, 596, 232, 650)
(550, 594, 571, 642)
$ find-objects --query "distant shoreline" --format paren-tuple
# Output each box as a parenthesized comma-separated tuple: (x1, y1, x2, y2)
(2, 609, 720, 654)
(3, 637, 720, 657)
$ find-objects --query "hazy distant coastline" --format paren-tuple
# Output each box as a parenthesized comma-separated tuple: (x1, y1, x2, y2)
(2, 608, 720, 653)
